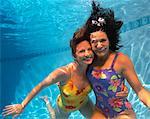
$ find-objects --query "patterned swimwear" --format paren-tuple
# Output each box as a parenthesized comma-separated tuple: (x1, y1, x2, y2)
(87, 53, 132, 118)
(57, 63, 92, 112)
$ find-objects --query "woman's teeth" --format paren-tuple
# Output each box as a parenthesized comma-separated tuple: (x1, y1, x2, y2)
(83, 56, 92, 61)
(97, 47, 106, 52)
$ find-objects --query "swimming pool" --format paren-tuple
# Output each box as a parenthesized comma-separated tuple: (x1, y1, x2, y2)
(1, 0, 150, 118)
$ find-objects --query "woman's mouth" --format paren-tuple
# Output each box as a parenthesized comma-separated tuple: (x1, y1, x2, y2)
(96, 47, 106, 52)
(82, 56, 93, 61)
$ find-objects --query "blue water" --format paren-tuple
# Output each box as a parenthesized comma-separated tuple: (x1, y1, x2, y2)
(1, 0, 150, 118)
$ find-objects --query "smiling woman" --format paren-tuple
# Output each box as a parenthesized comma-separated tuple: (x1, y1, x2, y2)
(85, 1, 150, 119)
(90, 31, 110, 58)
(2, 27, 95, 118)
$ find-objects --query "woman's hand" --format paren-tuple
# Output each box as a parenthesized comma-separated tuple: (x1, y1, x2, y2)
(2, 104, 24, 118)
(116, 86, 128, 97)
(138, 88, 150, 108)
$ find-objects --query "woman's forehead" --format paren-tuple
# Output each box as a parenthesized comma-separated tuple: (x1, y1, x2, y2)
(77, 40, 90, 46)
(90, 31, 107, 39)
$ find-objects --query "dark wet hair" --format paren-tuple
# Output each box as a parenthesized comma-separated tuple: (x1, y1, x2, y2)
(70, 26, 90, 57)
(85, 1, 123, 51)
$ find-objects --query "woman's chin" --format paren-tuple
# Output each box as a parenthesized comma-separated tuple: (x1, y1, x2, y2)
(95, 50, 108, 58)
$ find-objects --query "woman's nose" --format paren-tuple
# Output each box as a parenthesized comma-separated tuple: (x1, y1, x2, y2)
(85, 50, 90, 56)
(96, 42, 102, 48)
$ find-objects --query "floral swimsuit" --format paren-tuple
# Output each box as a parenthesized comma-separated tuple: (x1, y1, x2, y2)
(57, 63, 92, 112)
(87, 53, 132, 118)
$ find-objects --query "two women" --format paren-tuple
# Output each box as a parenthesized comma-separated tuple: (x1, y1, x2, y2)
(2, 1, 134, 119)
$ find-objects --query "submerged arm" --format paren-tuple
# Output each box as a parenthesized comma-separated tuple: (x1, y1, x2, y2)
(122, 54, 150, 107)
(21, 67, 69, 108)
(40, 96, 56, 119)
(2, 67, 69, 117)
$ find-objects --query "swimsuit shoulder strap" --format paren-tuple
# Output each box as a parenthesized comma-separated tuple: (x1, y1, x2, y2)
(111, 52, 119, 69)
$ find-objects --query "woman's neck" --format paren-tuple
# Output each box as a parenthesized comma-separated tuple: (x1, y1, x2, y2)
(94, 51, 112, 66)
(74, 61, 88, 75)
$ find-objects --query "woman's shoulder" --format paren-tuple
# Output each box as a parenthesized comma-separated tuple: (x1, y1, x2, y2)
(53, 62, 74, 85)
(118, 52, 130, 59)
(117, 52, 132, 65)
(61, 62, 75, 71)
(56, 62, 75, 76)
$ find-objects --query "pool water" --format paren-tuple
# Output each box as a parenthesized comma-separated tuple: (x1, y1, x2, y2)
(1, 0, 150, 118)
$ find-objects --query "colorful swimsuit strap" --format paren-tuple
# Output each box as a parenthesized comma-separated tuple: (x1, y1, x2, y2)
(68, 63, 91, 92)
(110, 52, 119, 69)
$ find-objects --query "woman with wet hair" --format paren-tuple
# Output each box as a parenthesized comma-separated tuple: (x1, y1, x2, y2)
(85, 1, 150, 119)
(2, 26, 107, 119)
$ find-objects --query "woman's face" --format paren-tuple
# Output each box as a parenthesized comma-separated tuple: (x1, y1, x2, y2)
(90, 31, 110, 58)
(75, 40, 94, 65)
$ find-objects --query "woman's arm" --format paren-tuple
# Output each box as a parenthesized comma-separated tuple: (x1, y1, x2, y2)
(21, 67, 69, 108)
(2, 66, 70, 117)
(121, 54, 150, 107)
(40, 96, 56, 119)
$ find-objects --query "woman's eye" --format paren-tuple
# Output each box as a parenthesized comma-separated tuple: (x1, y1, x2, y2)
(101, 39, 107, 42)
(87, 48, 92, 51)
(79, 50, 85, 53)
(91, 40, 97, 44)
